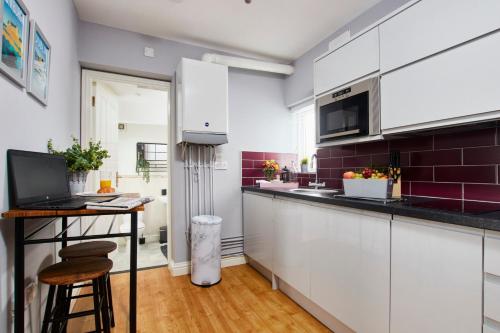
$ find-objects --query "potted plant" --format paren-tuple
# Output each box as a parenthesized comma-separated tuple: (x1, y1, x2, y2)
(262, 160, 280, 181)
(300, 157, 309, 173)
(136, 155, 151, 183)
(47, 137, 110, 194)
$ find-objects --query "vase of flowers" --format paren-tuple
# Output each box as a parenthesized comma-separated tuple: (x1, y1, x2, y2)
(262, 160, 280, 181)
(48, 137, 110, 194)
(300, 157, 309, 173)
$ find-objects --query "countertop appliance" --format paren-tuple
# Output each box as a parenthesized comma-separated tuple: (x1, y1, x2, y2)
(316, 77, 380, 144)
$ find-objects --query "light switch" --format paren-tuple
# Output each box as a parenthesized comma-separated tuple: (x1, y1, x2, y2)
(144, 47, 155, 58)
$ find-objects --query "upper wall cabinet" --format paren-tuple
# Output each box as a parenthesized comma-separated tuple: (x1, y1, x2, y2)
(380, 0, 500, 73)
(381, 30, 500, 133)
(314, 28, 379, 96)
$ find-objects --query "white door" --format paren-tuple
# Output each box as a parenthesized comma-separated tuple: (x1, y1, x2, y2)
(391, 217, 483, 333)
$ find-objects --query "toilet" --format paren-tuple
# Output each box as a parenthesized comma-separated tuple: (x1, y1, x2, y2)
(120, 212, 146, 245)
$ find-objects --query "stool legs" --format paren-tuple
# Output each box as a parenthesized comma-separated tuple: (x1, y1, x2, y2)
(92, 279, 102, 333)
(106, 274, 115, 327)
(99, 277, 111, 333)
(41, 285, 56, 333)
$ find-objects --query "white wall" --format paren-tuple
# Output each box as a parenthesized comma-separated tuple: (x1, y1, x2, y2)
(0, 1, 80, 331)
(78, 21, 294, 263)
(117, 124, 168, 175)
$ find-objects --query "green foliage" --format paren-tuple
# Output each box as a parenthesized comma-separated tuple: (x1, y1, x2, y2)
(136, 156, 151, 183)
(300, 157, 309, 165)
(47, 137, 110, 172)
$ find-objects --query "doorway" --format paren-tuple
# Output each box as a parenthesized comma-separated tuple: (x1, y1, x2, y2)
(81, 69, 171, 272)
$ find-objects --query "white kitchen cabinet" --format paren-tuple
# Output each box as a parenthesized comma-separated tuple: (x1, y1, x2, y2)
(309, 206, 390, 333)
(391, 217, 483, 333)
(381, 30, 500, 134)
(380, 0, 500, 73)
(484, 231, 500, 324)
(272, 198, 311, 297)
(243, 192, 274, 271)
(314, 28, 379, 96)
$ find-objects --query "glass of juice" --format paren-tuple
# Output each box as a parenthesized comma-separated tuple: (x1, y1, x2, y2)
(99, 171, 112, 190)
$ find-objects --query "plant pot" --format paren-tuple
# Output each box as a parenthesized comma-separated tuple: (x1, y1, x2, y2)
(68, 171, 89, 195)
(300, 164, 308, 173)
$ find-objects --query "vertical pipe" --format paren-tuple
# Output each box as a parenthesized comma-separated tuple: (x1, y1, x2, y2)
(184, 147, 190, 242)
(211, 146, 215, 215)
(188, 146, 193, 241)
(203, 147, 207, 215)
(197, 146, 201, 216)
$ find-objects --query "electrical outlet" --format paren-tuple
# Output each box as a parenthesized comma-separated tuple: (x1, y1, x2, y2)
(144, 47, 155, 58)
(215, 161, 228, 170)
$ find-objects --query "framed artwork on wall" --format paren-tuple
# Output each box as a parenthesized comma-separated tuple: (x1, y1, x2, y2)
(27, 20, 50, 105)
(0, 0, 29, 87)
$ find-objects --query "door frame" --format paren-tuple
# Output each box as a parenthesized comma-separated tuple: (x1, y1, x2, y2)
(81, 69, 172, 266)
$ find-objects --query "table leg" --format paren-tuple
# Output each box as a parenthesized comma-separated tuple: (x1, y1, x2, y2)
(61, 217, 68, 249)
(130, 212, 137, 333)
(14, 218, 24, 333)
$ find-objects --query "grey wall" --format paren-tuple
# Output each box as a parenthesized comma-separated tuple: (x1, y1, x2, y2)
(78, 22, 294, 263)
(0, 1, 80, 331)
(284, 0, 412, 106)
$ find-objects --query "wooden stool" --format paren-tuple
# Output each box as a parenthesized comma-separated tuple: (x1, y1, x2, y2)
(39, 257, 112, 333)
(59, 241, 117, 327)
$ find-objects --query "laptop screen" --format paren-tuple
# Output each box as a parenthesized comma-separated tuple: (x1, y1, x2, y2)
(8, 150, 71, 207)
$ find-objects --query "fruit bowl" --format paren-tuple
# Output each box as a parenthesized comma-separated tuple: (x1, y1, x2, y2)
(343, 178, 394, 199)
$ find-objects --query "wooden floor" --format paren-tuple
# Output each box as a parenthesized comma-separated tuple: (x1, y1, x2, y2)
(67, 264, 331, 333)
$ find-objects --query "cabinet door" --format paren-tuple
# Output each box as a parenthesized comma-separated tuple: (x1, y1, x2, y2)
(309, 207, 390, 333)
(381, 30, 500, 133)
(272, 198, 311, 296)
(391, 218, 483, 333)
(243, 193, 274, 271)
(380, 0, 500, 73)
(314, 28, 379, 96)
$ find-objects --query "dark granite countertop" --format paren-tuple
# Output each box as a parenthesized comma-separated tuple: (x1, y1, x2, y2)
(242, 186, 500, 232)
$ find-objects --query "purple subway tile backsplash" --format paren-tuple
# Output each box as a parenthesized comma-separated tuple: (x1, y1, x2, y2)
(313, 123, 500, 203)
(241, 124, 500, 206)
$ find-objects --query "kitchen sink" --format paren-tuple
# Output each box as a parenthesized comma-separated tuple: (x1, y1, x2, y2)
(289, 188, 340, 195)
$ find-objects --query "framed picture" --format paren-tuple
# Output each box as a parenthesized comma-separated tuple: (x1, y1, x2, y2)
(27, 20, 50, 105)
(0, 0, 29, 87)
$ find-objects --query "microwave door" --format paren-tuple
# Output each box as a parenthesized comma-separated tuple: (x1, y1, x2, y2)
(319, 103, 361, 139)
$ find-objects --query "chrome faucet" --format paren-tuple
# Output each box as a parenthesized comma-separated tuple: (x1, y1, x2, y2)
(309, 153, 326, 189)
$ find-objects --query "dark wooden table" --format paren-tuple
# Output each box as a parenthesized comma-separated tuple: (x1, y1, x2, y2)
(2, 206, 144, 333)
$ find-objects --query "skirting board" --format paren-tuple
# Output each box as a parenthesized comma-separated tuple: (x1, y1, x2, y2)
(168, 255, 247, 277)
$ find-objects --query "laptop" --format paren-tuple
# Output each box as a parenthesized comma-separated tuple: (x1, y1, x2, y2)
(7, 150, 110, 210)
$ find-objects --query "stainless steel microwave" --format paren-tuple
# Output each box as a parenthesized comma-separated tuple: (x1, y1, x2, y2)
(316, 77, 380, 144)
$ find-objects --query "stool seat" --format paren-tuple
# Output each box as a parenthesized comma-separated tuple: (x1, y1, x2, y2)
(39, 258, 113, 285)
(59, 241, 117, 259)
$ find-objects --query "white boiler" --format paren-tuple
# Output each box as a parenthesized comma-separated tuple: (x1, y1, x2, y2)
(176, 58, 229, 145)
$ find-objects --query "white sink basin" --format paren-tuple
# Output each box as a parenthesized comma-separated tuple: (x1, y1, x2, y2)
(289, 188, 339, 195)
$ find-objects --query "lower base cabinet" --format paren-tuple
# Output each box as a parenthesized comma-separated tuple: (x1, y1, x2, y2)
(309, 206, 390, 333)
(390, 218, 483, 333)
(243, 192, 485, 333)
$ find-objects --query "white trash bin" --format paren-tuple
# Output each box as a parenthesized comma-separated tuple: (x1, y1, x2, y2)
(191, 215, 222, 286)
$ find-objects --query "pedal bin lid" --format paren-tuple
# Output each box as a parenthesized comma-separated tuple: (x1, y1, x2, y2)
(192, 215, 222, 225)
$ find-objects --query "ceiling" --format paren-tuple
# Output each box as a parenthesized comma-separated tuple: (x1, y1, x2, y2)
(73, 0, 381, 62)
(100, 81, 169, 126)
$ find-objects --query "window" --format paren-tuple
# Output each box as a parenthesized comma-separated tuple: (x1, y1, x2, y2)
(136, 142, 168, 173)
(292, 103, 316, 172)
